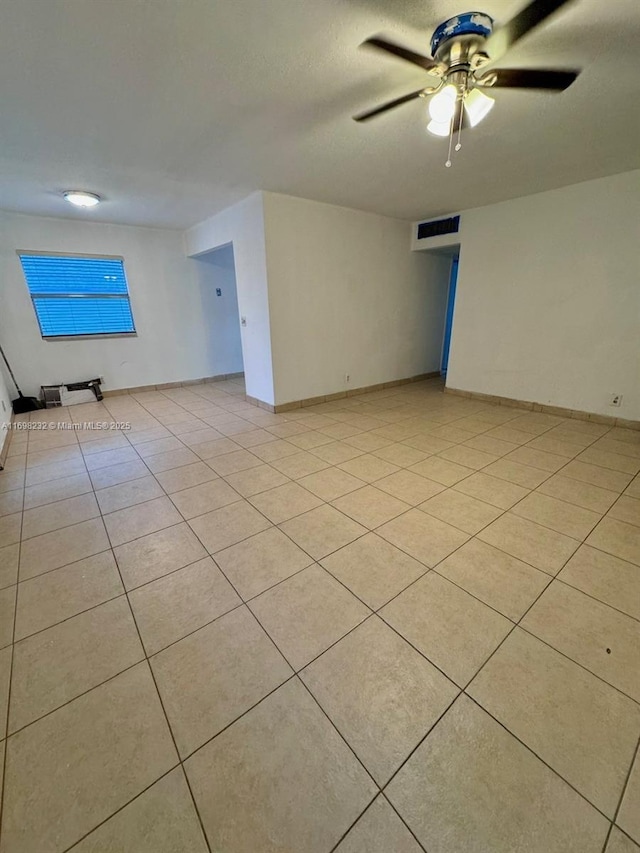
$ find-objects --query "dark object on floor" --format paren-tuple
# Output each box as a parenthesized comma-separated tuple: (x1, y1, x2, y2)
(41, 378, 104, 408)
(0, 342, 44, 413)
(66, 378, 103, 401)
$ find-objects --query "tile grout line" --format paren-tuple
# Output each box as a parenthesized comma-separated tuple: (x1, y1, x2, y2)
(372, 436, 638, 611)
(367, 438, 640, 687)
(126, 391, 393, 617)
(296, 672, 432, 853)
(450, 514, 638, 823)
(547, 575, 640, 625)
(514, 624, 640, 707)
(139, 402, 404, 796)
(376, 538, 616, 825)
(103, 391, 294, 853)
(59, 765, 183, 853)
(6, 658, 147, 739)
(234, 593, 429, 853)
(8, 396, 638, 635)
(102, 391, 386, 851)
(0, 414, 29, 850)
(89, 452, 215, 853)
(16, 401, 223, 852)
(11, 461, 636, 619)
(462, 693, 619, 826)
(599, 733, 640, 853)
(326, 795, 382, 853)
(376, 793, 432, 853)
(126, 404, 411, 844)
(8, 396, 633, 522)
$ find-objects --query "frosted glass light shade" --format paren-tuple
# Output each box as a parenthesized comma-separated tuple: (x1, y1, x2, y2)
(428, 85, 457, 122)
(427, 119, 452, 137)
(464, 88, 495, 126)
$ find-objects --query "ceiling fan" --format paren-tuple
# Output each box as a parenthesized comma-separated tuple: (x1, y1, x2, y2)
(354, 0, 581, 165)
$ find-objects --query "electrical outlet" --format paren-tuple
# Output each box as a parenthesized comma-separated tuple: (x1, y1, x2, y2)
(610, 394, 623, 407)
(345, 373, 350, 383)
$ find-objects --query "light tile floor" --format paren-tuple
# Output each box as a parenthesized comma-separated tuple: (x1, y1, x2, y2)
(0, 377, 639, 853)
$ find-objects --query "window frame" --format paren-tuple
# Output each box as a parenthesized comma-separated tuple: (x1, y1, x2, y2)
(17, 250, 138, 341)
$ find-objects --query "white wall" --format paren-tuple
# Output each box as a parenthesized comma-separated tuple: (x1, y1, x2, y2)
(193, 245, 244, 376)
(445, 170, 640, 420)
(0, 367, 11, 458)
(184, 193, 275, 405)
(262, 192, 451, 405)
(0, 210, 228, 396)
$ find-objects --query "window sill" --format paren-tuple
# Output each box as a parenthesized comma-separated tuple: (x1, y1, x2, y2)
(43, 333, 138, 342)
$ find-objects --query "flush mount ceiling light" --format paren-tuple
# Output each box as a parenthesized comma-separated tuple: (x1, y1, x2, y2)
(62, 191, 101, 208)
(354, 1, 581, 167)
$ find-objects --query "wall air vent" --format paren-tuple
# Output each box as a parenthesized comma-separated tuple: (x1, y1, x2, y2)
(417, 215, 460, 240)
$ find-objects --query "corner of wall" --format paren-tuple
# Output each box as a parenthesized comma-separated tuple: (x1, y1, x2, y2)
(0, 368, 13, 462)
(184, 192, 277, 408)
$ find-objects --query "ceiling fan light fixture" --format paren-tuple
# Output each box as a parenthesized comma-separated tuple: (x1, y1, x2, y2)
(355, 1, 582, 168)
(427, 118, 452, 137)
(428, 84, 457, 123)
(464, 87, 495, 126)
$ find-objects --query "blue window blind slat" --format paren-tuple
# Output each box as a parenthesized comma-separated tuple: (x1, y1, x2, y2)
(31, 298, 135, 337)
(19, 254, 136, 337)
(20, 256, 128, 295)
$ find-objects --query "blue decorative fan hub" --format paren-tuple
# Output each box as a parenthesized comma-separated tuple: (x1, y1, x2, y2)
(430, 12, 493, 56)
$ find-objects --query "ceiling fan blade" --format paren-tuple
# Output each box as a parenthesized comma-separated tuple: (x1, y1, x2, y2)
(353, 89, 425, 122)
(477, 68, 579, 91)
(483, 0, 577, 62)
(361, 37, 438, 73)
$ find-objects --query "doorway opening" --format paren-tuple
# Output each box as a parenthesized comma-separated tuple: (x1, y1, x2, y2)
(440, 253, 459, 376)
(193, 243, 244, 379)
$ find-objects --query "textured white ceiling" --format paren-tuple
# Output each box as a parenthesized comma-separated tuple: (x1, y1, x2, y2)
(0, 0, 638, 229)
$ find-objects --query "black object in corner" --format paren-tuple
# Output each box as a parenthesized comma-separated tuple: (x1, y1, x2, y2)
(0, 342, 44, 413)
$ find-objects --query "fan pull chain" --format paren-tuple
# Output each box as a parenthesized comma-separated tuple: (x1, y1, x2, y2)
(445, 122, 454, 168)
(455, 77, 467, 153)
(446, 78, 467, 167)
(455, 101, 464, 151)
